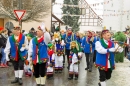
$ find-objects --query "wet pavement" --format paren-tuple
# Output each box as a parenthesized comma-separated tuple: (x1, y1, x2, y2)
(0, 54, 130, 86)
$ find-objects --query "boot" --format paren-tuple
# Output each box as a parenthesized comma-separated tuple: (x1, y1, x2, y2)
(55, 69, 58, 73)
(19, 78, 23, 85)
(11, 71, 19, 83)
(58, 69, 62, 73)
(36, 78, 40, 85)
(85, 67, 89, 70)
(40, 76, 46, 86)
(68, 74, 73, 80)
(11, 77, 19, 83)
(75, 74, 78, 80)
(100, 81, 106, 86)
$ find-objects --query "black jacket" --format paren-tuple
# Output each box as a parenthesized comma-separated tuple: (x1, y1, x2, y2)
(0, 34, 7, 48)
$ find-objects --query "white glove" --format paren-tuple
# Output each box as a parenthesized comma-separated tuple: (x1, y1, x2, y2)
(20, 47, 25, 52)
(6, 54, 10, 61)
(109, 48, 116, 52)
(61, 40, 65, 46)
(117, 47, 123, 53)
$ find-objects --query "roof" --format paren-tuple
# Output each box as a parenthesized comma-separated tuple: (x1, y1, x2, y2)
(52, 14, 64, 24)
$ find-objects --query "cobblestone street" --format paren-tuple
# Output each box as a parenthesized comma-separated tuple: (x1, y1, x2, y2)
(0, 54, 130, 86)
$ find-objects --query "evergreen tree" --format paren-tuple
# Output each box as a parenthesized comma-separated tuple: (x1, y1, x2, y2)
(62, 0, 81, 32)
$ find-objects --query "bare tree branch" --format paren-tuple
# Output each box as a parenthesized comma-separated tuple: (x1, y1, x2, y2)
(0, 0, 51, 22)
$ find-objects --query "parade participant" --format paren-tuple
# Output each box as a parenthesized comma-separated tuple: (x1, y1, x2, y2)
(24, 34, 34, 77)
(93, 31, 100, 63)
(60, 29, 66, 67)
(28, 23, 51, 86)
(47, 43, 54, 79)
(74, 32, 81, 44)
(52, 32, 65, 73)
(68, 41, 82, 80)
(4, 26, 28, 85)
(63, 28, 75, 69)
(95, 29, 123, 86)
(114, 31, 126, 63)
(82, 31, 96, 72)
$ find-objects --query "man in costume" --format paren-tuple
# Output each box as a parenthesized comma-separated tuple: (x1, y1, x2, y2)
(95, 29, 123, 86)
(4, 26, 28, 85)
(28, 23, 51, 86)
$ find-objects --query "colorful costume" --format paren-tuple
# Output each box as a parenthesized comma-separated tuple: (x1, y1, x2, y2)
(24, 33, 34, 77)
(52, 32, 65, 73)
(114, 32, 126, 63)
(95, 29, 123, 86)
(82, 31, 96, 72)
(68, 41, 82, 80)
(5, 29, 28, 85)
(28, 23, 51, 86)
(46, 43, 54, 79)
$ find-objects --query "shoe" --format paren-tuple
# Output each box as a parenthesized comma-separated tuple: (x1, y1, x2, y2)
(4, 64, 9, 68)
(41, 85, 45, 86)
(68, 74, 73, 80)
(0, 64, 5, 68)
(19, 78, 23, 85)
(75, 74, 78, 80)
(11, 77, 19, 84)
(85, 67, 89, 70)
(89, 70, 92, 72)
(98, 82, 101, 86)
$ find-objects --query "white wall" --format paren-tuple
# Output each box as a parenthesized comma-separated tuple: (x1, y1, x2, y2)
(79, 26, 102, 33)
(103, 0, 130, 32)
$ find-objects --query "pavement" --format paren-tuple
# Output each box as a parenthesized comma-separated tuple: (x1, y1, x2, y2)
(0, 54, 130, 86)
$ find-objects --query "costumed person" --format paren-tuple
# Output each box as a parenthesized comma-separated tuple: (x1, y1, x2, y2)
(82, 31, 96, 72)
(92, 31, 100, 63)
(28, 23, 51, 86)
(55, 26, 60, 32)
(46, 43, 54, 79)
(114, 31, 126, 63)
(60, 29, 66, 67)
(68, 41, 82, 80)
(95, 29, 123, 86)
(24, 33, 35, 77)
(52, 32, 65, 73)
(4, 26, 28, 85)
(63, 28, 75, 69)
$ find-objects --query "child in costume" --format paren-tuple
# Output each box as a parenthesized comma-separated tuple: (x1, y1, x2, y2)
(52, 32, 65, 73)
(46, 43, 54, 79)
(68, 41, 82, 80)
(24, 34, 34, 77)
(114, 31, 126, 63)
(95, 29, 123, 86)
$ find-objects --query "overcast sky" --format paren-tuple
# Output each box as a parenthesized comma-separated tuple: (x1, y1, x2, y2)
(53, 0, 104, 19)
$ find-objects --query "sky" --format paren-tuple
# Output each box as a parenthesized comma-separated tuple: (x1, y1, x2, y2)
(53, 0, 104, 19)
